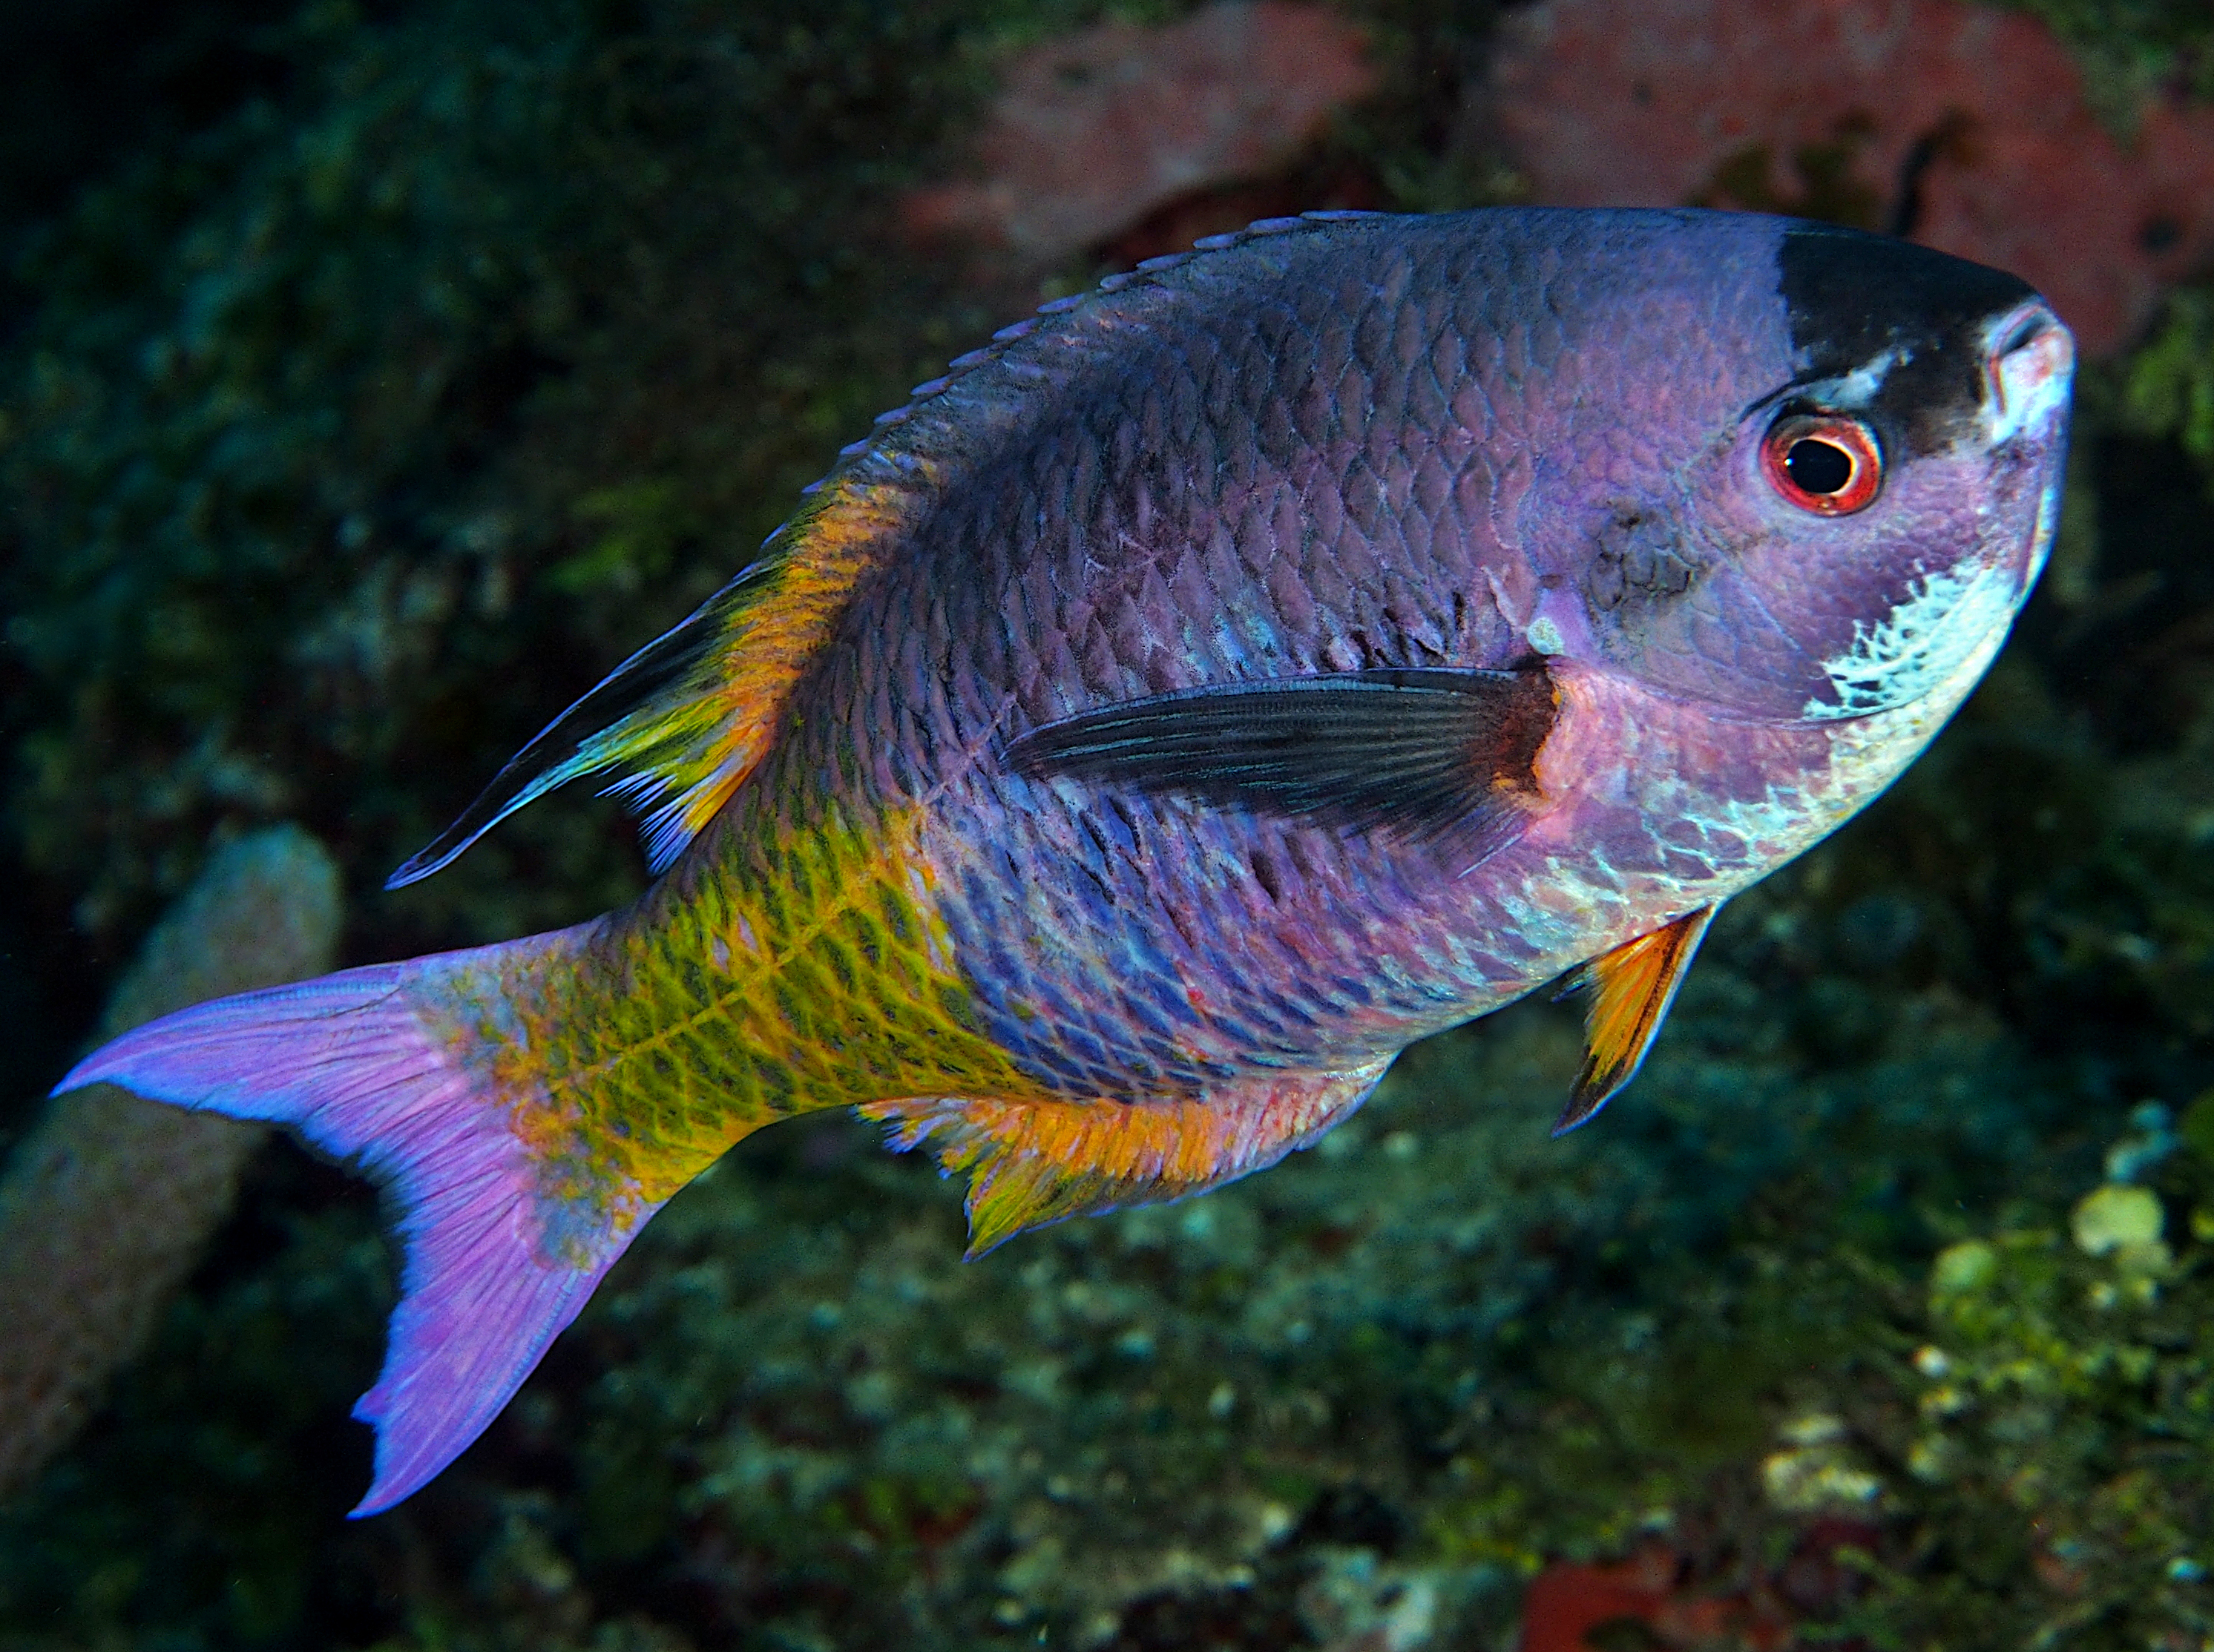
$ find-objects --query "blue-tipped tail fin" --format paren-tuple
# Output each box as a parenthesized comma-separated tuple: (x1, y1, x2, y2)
(55, 960, 662, 1516)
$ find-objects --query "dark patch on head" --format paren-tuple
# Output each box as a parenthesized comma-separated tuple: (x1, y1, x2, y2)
(1778, 224, 2032, 455)
(1586, 508, 1702, 614)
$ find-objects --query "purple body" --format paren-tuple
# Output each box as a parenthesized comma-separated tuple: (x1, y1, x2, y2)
(749, 208, 2068, 1099)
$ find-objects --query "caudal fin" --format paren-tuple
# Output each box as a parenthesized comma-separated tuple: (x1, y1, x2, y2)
(54, 953, 663, 1516)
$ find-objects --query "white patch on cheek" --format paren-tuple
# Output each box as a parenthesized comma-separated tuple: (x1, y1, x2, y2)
(1802, 556, 2018, 720)
(1798, 310, 2069, 723)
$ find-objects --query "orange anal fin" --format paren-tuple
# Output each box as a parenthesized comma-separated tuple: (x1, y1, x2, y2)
(1554, 904, 1719, 1137)
(862, 1062, 1388, 1257)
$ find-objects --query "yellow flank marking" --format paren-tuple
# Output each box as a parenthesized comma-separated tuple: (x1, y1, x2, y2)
(493, 797, 1054, 1214)
(953, 1100, 1226, 1256)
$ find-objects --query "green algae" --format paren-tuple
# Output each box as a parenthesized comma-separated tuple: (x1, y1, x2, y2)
(1994, 0, 2214, 121)
(2118, 286, 2214, 490)
(0, 0, 1012, 961)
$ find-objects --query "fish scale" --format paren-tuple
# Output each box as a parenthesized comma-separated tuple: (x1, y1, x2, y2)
(59, 206, 2073, 1513)
(850, 228, 1596, 1079)
(467, 797, 1057, 1220)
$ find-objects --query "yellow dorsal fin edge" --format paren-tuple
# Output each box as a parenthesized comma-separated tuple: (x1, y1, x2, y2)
(385, 472, 922, 889)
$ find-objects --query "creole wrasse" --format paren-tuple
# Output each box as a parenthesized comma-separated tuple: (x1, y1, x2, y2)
(60, 208, 2073, 1514)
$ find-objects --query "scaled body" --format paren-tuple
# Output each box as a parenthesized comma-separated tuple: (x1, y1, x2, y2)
(62, 208, 2074, 1513)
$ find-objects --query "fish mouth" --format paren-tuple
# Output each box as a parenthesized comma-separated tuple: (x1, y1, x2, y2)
(1988, 302, 2075, 593)
(1982, 302, 2075, 449)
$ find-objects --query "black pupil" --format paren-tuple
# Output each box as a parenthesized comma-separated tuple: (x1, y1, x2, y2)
(1784, 437, 1854, 495)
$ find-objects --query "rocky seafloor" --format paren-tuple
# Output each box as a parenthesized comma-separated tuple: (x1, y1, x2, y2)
(4, 2, 2214, 1648)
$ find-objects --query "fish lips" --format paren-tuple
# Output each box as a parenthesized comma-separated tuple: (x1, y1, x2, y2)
(1983, 300, 2076, 450)
(1982, 303, 2075, 593)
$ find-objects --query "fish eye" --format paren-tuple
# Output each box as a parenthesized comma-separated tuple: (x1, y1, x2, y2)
(1760, 414, 1882, 516)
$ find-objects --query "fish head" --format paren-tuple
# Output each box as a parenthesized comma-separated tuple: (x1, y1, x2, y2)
(1531, 218, 2074, 725)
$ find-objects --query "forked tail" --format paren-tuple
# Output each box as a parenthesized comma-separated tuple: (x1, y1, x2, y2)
(53, 944, 665, 1516)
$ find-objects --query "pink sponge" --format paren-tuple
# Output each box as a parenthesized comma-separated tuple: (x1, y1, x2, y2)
(1493, 0, 2214, 357)
(902, 1, 1378, 265)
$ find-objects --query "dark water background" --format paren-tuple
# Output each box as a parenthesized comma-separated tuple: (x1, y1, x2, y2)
(2, 2, 2213, 1648)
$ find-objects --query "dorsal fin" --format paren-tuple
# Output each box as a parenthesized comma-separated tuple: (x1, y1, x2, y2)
(388, 209, 1385, 889)
(386, 472, 918, 888)
(864, 1062, 1387, 1257)
(1552, 904, 1718, 1136)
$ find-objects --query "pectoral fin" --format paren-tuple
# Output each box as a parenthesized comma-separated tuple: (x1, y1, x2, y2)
(999, 664, 1557, 849)
(1554, 904, 1718, 1136)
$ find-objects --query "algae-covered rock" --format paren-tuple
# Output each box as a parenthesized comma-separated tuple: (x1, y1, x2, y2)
(0, 0, 1007, 956)
(0, 826, 341, 1500)
(1860, 1126, 2214, 1650)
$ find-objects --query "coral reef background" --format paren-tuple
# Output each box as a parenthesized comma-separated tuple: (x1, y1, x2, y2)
(4, 1, 2214, 1648)
(0, 825, 341, 1501)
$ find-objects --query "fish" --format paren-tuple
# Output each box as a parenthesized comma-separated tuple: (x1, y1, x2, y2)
(56, 207, 2075, 1516)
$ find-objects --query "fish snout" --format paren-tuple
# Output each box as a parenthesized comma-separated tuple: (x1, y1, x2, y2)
(1983, 302, 2075, 446)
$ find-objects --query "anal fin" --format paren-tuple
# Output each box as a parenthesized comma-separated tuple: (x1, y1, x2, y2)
(864, 1062, 1388, 1257)
(1553, 904, 1718, 1136)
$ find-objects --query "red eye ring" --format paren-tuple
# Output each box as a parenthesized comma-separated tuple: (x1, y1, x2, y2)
(1761, 414, 1883, 516)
